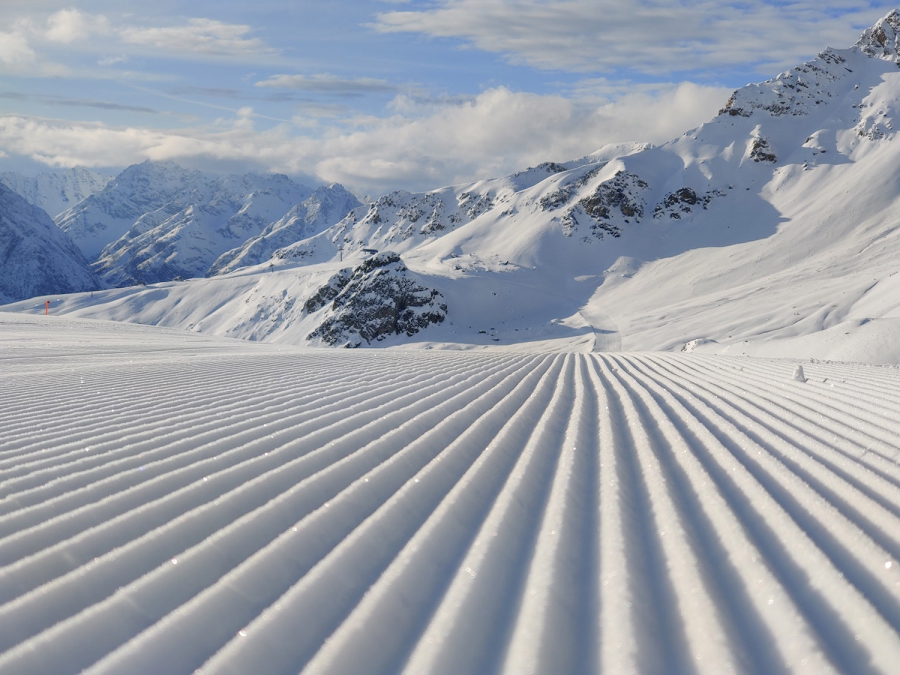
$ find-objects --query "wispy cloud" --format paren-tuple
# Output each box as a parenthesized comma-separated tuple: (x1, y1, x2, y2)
(372, 0, 896, 74)
(0, 9, 280, 75)
(255, 74, 399, 95)
(0, 91, 158, 114)
(120, 18, 277, 59)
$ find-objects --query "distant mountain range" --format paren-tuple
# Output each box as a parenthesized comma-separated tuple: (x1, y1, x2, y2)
(0, 161, 362, 297)
(0, 167, 112, 220)
(0, 182, 100, 304)
(5, 11, 900, 361)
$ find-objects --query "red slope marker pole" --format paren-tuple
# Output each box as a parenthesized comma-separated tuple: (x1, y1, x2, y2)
(45, 300, 49, 315)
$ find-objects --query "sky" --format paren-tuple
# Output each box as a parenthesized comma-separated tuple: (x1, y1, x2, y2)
(0, 1, 897, 194)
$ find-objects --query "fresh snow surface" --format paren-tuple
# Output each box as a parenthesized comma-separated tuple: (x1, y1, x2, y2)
(2, 313, 900, 674)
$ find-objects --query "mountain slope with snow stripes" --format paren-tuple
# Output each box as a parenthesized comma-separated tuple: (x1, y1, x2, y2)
(1, 315, 899, 673)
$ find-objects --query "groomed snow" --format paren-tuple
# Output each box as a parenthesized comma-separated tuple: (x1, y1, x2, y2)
(2, 313, 900, 673)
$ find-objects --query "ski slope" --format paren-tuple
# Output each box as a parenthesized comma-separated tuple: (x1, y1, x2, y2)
(2, 314, 900, 673)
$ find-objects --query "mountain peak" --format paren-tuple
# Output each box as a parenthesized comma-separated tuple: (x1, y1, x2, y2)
(856, 9, 900, 62)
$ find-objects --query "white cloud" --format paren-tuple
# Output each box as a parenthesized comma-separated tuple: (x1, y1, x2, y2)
(120, 18, 276, 59)
(307, 84, 730, 190)
(0, 10, 278, 73)
(98, 55, 128, 66)
(373, 0, 896, 74)
(0, 83, 729, 192)
(0, 31, 34, 64)
(45, 9, 109, 44)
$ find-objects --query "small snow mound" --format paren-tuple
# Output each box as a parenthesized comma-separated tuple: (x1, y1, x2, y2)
(793, 364, 808, 383)
(682, 338, 719, 353)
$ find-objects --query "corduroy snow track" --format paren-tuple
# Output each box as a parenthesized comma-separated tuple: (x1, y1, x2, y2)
(1, 316, 900, 674)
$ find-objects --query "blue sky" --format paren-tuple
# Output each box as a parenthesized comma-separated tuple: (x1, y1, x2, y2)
(0, 1, 896, 193)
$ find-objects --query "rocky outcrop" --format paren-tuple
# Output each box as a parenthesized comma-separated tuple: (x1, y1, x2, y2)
(653, 187, 725, 220)
(750, 137, 777, 163)
(303, 268, 353, 314)
(717, 49, 849, 120)
(856, 10, 900, 62)
(561, 171, 649, 239)
(539, 166, 605, 212)
(306, 252, 447, 347)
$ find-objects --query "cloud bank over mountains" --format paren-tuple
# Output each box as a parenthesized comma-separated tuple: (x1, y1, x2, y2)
(0, 84, 729, 193)
(0, 1, 895, 193)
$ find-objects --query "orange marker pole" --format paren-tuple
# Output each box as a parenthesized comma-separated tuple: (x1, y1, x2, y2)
(45, 300, 49, 315)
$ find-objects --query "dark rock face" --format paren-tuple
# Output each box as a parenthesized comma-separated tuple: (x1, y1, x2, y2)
(653, 187, 725, 220)
(580, 173, 647, 220)
(306, 252, 447, 347)
(561, 171, 649, 239)
(539, 167, 647, 239)
(539, 166, 604, 212)
(303, 269, 352, 314)
(750, 138, 777, 163)
(857, 10, 900, 61)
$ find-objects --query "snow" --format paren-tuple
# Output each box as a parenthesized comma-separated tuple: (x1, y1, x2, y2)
(4, 15, 900, 671)
(1, 312, 900, 673)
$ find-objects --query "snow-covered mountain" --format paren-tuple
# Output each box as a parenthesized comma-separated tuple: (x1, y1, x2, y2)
(273, 142, 650, 266)
(55, 161, 216, 261)
(52, 161, 361, 286)
(7, 12, 900, 362)
(207, 184, 362, 277)
(91, 172, 314, 286)
(0, 182, 100, 303)
(0, 167, 112, 219)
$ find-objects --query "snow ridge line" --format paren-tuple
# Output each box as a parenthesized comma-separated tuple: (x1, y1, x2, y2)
(0, 346, 899, 673)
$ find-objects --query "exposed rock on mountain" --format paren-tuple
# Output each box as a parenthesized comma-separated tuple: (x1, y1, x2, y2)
(653, 188, 724, 220)
(306, 252, 447, 347)
(562, 171, 649, 239)
(749, 137, 778, 162)
(0, 183, 100, 303)
(0, 167, 112, 219)
(857, 9, 900, 61)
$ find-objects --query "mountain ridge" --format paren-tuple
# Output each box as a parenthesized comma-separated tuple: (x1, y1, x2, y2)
(0, 182, 101, 303)
(5, 11, 900, 361)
